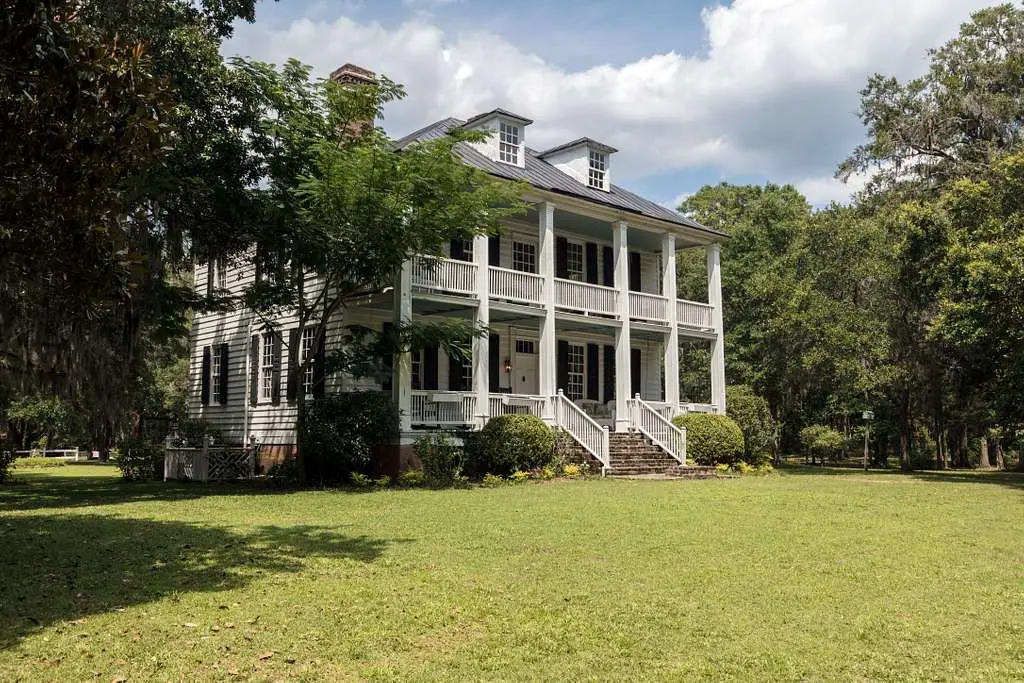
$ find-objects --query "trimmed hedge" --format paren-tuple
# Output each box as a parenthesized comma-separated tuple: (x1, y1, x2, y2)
(466, 414, 555, 476)
(115, 440, 164, 481)
(299, 392, 399, 484)
(672, 413, 744, 466)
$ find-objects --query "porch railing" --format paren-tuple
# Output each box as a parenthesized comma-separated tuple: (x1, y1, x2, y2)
(489, 266, 544, 305)
(411, 257, 477, 296)
(489, 393, 546, 419)
(682, 402, 718, 414)
(678, 299, 714, 330)
(553, 390, 610, 473)
(410, 390, 477, 426)
(629, 291, 669, 322)
(554, 279, 619, 316)
(627, 394, 687, 466)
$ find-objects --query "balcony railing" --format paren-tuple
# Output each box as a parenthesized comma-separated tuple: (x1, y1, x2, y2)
(411, 257, 477, 297)
(488, 266, 544, 305)
(410, 390, 477, 426)
(554, 279, 619, 316)
(629, 291, 668, 323)
(677, 299, 714, 330)
(489, 393, 546, 419)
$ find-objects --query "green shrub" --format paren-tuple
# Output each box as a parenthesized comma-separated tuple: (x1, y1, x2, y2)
(537, 465, 556, 480)
(466, 414, 555, 476)
(799, 424, 845, 464)
(726, 385, 775, 464)
(414, 433, 464, 487)
(0, 448, 14, 484)
(349, 472, 373, 488)
(563, 463, 582, 478)
(373, 475, 391, 489)
(115, 440, 164, 481)
(266, 457, 301, 485)
(672, 413, 745, 465)
(397, 468, 426, 487)
(12, 456, 66, 469)
(509, 470, 530, 484)
(173, 418, 223, 448)
(299, 392, 399, 484)
(481, 473, 504, 487)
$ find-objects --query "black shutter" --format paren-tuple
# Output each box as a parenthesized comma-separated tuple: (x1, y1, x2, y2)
(630, 348, 642, 398)
(271, 332, 282, 406)
(218, 343, 229, 405)
(206, 262, 214, 296)
(585, 243, 598, 284)
(249, 335, 260, 405)
(286, 328, 300, 403)
(201, 346, 211, 405)
(489, 235, 501, 266)
(557, 340, 569, 393)
(254, 247, 262, 284)
(448, 351, 463, 391)
(555, 237, 568, 278)
(489, 333, 500, 392)
(602, 246, 614, 287)
(424, 344, 439, 390)
(450, 239, 466, 261)
(603, 345, 615, 403)
(628, 251, 642, 291)
(313, 331, 326, 399)
(586, 343, 599, 400)
(382, 322, 393, 391)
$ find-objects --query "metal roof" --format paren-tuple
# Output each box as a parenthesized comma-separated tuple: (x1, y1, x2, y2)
(392, 117, 721, 236)
(538, 137, 618, 157)
(461, 108, 534, 127)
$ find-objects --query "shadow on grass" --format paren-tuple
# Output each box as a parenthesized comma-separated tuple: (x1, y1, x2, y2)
(0, 512, 398, 649)
(777, 462, 1024, 491)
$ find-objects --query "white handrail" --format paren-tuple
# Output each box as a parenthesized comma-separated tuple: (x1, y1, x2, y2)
(553, 390, 609, 473)
(677, 299, 714, 329)
(629, 291, 668, 322)
(410, 390, 477, 425)
(489, 393, 546, 419)
(489, 266, 544, 305)
(411, 256, 478, 296)
(554, 279, 619, 316)
(627, 394, 687, 465)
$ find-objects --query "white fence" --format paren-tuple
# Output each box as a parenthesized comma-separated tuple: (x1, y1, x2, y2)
(13, 448, 84, 460)
(411, 257, 478, 296)
(678, 300, 715, 330)
(627, 394, 687, 465)
(164, 445, 256, 482)
(554, 279, 619, 316)
(410, 391, 477, 426)
(489, 393, 546, 419)
(553, 390, 609, 473)
(489, 266, 544, 305)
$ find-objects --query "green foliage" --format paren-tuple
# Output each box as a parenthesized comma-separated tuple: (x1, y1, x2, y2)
(509, 470, 530, 484)
(5, 394, 87, 450)
(481, 473, 504, 488)
(397, 469, 426, 487)
(799, 425, 846, 464)
(349, 472, 373, 488)
(726, 385, 775, 463)
(562, 464, 582, 479)
(537, 466, 556, 481)
(266, 458, 301, 486)
(299, 392, 399, 484)
(115, 440, 164, 482)
(173, 418, 223, 448)
(0, 449, 13, 484)
(414, 433, 464, 488)
(12, 457, 67, 469)
(466, 414, 555, 477)
(373, 475, 391, 489)
(673, 413, 745, 466)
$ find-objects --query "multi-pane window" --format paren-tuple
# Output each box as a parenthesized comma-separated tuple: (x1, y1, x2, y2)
(300, 327, 315, 397)
(261, 332, 276, 401)
(499, 121, 520, 164)
(566, 344, 585, 400)
(588, 150, 606, 189)
(215, 259, 227, 290)
(512, 241, 536, 273)
(411, 349, 423, 390)
(211, 347, 223, 403)
(515, 340, 536, 354)
(566, 242, 584, 281)
(461, 355, 473, 390)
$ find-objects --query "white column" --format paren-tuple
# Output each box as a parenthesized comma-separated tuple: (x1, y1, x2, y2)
(538, 202, 557, 421)
(394, 260, 413, 432)
(707, 243, 726, 414)
(614, 220, 632, 432)
(472, 234, 490, 428)
(662, 233, 680, 414)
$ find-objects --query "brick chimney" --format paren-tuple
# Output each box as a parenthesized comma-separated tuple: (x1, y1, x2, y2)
(330, 63, 376, 86)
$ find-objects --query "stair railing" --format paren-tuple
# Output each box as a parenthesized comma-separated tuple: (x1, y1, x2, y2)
(553, 390, 610, 475)
(627, 394, 687, 466)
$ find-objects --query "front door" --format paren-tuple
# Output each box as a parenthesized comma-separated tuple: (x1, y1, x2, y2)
(513, 341, 539, 395)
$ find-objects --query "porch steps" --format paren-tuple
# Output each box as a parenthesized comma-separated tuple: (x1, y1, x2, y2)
(605, 432, 717, 479)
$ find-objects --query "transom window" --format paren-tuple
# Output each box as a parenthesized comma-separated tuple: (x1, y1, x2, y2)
(261, 332, 276, 400)
(499, 121, 520, 164)
(515, 340, 536, 354)
(512, 241, 536, 273)
(300, 327, 316, 397)
(588, 150, 606, 189)
(566, 242, 584, 281)
(211, 347, 223, 403)
(566, 344, 585, 401)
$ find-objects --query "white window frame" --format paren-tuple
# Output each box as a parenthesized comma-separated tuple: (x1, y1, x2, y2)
(461, 355, 473, 390)
(566, 241, 584, 282)
(300, 327, 316, 398)
(211, 346, 223, 404)
(515, 339, 536, 355)
(588, 150, 607, 189)
(499, 121, 520, 165)
(411, 349, 423, 390)
(566, 343, 585, 401)
(261, 333, 275, 401)
(512, 241, 537, 274)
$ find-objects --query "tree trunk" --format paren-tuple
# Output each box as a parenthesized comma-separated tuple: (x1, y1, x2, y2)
(957, 425, 969, 468)
(993, 436, 1005, 470)
(936, 427, 948, 470)
(899, 390, 912, 471)
(978, 436, 991, 469)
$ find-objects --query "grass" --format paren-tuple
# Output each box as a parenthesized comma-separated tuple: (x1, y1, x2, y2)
(0, 466, 1022, 681)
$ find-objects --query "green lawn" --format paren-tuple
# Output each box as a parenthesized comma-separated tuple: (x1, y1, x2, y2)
(1, 467, 1021, 681)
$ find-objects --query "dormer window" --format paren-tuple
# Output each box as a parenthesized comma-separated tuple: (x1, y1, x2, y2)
(588, 150, 606, 189)
(499, 121, 520, 165)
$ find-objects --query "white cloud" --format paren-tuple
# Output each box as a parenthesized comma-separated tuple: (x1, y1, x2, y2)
(225, 0, 989, 193)
(795, 172, 871, 207)
(661, 192, 693, 211)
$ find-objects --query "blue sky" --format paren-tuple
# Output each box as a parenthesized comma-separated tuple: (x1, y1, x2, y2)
(225, 0, 990, 208)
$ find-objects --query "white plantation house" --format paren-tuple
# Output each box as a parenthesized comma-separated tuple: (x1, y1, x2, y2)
(189, 65, 727, 475)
